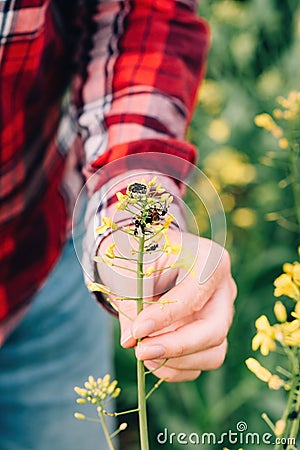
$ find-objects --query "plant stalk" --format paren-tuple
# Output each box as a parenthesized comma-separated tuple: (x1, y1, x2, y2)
(274, 348, 300, 450)
(137, 234, 149, 450)
(289, 142, 300, 236)
(98, 409, 116, 450)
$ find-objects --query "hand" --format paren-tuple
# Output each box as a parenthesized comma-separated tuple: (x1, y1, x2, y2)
(98, 230, 236, 382)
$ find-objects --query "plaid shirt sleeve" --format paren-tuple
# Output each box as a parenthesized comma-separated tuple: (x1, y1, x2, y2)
(0, 0, 209, 332)
(76, 0, 210, 291)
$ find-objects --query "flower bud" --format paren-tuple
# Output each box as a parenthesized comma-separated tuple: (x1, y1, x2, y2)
(274, 301, 287, 323)
(74, 413, 86, 420)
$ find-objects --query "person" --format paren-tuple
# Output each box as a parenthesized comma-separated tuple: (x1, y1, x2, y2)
(0, 1, 236, 449)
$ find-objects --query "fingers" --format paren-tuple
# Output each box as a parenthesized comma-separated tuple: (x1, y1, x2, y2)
(131, 242, 236, 341)
(169, 340, 227, 371)
(142, 343, 225, 383)
(145, 361, 201, 383)
(131, 275, 215, 340)
(135, 282, 234, 360)
(146, 340, 227, 372)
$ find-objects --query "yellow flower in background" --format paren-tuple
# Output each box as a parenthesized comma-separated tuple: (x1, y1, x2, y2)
(245, 359, 285, 390)
(105, 243, 116, 259)
(274, 420, 286, 437)
(245, 358, 272, 382)
(96, 217, 118, 234)
(74, 413, 86, 420)
(254, 113, 277, 132)
(197, 79, 223, 114)
(203, 147, 256, 187)
(207, 118, 231, 143)
(231, 208, 256, 229)
(291, 301, 300, 320)
(278, 138, 289, 149)
(252, 315, 276, 355)
(293, 262, 300, 286)
(274, 301, 287, 323)
(274, 273, 300, 300)
(276, 91, 300, 120)
(212, 0, 246, 26)
(278, 320, 300, 347)
(283, 262, 294, 274)
(282, 261, 300, 286)
(268, 375, 285, 390)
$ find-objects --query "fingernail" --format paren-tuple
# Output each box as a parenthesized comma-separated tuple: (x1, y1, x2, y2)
(133, 319, 155, 339)
(136, 345, 165, 360)
(145, 361, 159, 371)
(121, 332, 134, 348)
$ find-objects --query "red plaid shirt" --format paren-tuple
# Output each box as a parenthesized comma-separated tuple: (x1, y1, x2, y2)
(0, 0, 209, 332)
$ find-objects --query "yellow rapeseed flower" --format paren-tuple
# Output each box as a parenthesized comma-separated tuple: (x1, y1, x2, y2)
(279, 320, 300, 346)
(115, 191, 129, 210)
(293, 262, 300, 286)
(148, 176, 157, 187)
(252, 315, 276, 355)
(278, 138, 289, 149)
(273, 108, 283, 119)
(162, 233, 182, 256)
(271, 126, 283, 138)
(163, 214, 175, 229)
(246, 359, 285, 390)
(291, 301, 300, 320)
(170, 253, 196, 276)
(274, 420, 286, 437)
(96, 217, 118, 234)
(276, 91, 300, 120)
(254, 113, 277, 131)
(283, 263, 294, 274)
(274, 301, 287, 323)
(144, 266, 155, 277)
(102, 256, 113, 266)
(274, 273, 300, 300)
(245, 358, 272, 382)
(105, 243, 116, 259)
(74, 413, 86, 420)
(88, 282, 111, 295)
(268, 375, 285, 390)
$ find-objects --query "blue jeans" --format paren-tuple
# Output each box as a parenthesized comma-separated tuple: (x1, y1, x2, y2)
(0, 236, 114, 450)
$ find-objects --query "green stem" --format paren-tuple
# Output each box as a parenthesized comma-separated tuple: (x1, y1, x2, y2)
(274, 348, 300, 450)
(289, 143, 300, 236)
(98, 408, 116, 450)
(114, 255, 139, 262)
(112, 407, 139, 416)
(146, 379, 165, 400)
(145, 359, 168, 375)
(137, 234, 149, 450)
(286, 349, 300, 450)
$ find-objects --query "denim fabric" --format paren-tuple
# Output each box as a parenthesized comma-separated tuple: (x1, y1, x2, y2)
(0, 236, 114, 450)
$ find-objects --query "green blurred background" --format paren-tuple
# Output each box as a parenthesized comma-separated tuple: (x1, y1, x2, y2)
(115, 1, 300, 448)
